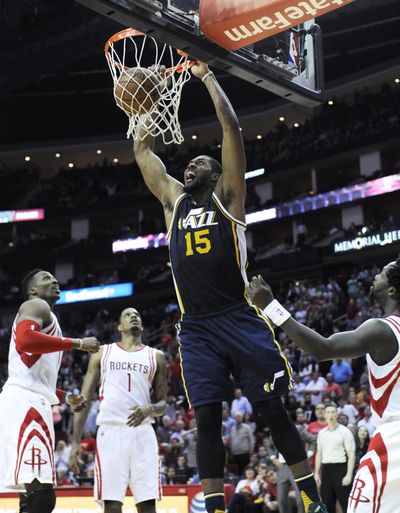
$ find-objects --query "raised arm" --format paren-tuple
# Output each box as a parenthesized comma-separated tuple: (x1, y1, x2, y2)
(127, 349, 167, 427)
(192, 63, 247, 222)
(247, 275, 398, 363)
(134, 116, 183, 229)
(69, 349, 102, 473)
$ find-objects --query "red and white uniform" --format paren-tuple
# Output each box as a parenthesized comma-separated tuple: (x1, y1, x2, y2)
(348, 315, 400, 513)
(0, 313, 62, 491)
(95, 342, 161, 505)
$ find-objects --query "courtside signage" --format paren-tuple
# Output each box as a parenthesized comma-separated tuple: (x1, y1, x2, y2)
(333, 229, 400, 254)
(0, 494, 187, 513)
(0, 208, 44, 224)
(58, 283, 134, 304)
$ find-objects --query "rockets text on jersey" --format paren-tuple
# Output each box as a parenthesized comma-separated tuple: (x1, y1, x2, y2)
(97, 342, 158, 425)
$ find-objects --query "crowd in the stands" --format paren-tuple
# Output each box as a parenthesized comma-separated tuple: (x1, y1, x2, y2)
(0, 264, 381, 510)
(1, 82, 399, 214)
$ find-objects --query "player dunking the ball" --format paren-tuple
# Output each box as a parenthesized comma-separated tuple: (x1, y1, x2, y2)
(247, 259, 400, 513)
(134, 61, 327, 513)
(69, 307, 167, 513)
(0, 269, 100, 513)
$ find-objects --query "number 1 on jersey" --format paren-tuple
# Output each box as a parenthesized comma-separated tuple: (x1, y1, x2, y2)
(185, 229, 212, 256)
(127, 372, 132, 392)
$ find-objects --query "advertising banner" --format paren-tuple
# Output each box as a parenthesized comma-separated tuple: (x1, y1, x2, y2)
(0, 492, 188, 513)
(200, 0, 354, 51)
(0, 484, 233, 513)
(58, 283, 134, 305)
(333, 228, 400, 254)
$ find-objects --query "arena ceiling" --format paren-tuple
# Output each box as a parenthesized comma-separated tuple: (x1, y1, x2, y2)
(1, 0, 399, 144)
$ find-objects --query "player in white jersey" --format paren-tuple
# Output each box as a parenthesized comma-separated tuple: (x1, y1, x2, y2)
(69, 307, 167, 513)
(0, 269, 100, 513)
(247, 258, 400, 513)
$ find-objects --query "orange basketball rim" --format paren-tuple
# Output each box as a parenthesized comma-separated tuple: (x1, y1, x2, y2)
(104, 28, 195, 75)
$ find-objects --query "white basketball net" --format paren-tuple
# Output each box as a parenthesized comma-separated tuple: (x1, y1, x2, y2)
(105, 29, 192, 145)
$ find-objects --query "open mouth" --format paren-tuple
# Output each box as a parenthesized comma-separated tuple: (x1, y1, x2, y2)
(185, 170, 196, 183)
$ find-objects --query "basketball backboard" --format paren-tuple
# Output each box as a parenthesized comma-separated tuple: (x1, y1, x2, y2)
(76, 0, 325, 107)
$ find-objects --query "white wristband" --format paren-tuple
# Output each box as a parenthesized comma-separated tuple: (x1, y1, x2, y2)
(75, 338, 83, 349)
(262, 299, 291, 326)
(201, 71, 214, 83)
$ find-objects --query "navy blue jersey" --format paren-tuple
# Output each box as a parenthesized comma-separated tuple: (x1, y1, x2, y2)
(168, 192, 247, 316)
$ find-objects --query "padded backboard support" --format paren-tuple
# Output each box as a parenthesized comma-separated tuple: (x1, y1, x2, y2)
(76, 0, 327, 107)
(200, 0, 354, 51)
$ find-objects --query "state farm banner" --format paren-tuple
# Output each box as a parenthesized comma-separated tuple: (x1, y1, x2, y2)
(200, 0, 354, 51)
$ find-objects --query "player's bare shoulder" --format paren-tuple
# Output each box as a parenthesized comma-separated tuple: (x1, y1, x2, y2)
(17, 297, 52, 325)
(360, 317, 399, 362)
(360, 317, 394, 337)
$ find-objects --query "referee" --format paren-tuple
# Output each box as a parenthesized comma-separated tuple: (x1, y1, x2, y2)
(315, 403, 355, 513)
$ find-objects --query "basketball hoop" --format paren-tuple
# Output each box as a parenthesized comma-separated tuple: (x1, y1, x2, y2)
(105, 28, 193, 144)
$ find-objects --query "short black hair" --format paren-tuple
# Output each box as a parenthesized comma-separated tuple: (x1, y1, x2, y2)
(118, 308, 141, 323)
(21, 269, 44, 300)
(206, 156, 222, 175)
(386, 257, 400, 300)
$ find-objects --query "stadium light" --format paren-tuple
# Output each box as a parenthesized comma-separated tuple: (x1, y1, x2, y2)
(96, 149, 102, 154)
(55, 153, 61, 158)
(279, 116, 285, 122)
(245, 168, 265, 180)
(246, 208, 277, 225)
(68, 162, 74, 168)
(328, 100, 334, 105)
(24, 156, 31, 162)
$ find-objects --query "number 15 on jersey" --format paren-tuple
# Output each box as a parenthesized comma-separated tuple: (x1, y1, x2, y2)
(185, 229, 212, 256)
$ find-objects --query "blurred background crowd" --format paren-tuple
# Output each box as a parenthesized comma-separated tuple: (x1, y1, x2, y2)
(0, 264, 380, 513)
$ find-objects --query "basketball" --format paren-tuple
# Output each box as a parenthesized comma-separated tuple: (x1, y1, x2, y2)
(4, 4, 400, 513)
(114, 67, 162, 115)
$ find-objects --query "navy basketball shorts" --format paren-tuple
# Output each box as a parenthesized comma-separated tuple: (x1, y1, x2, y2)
(177, 303, 292, 407)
